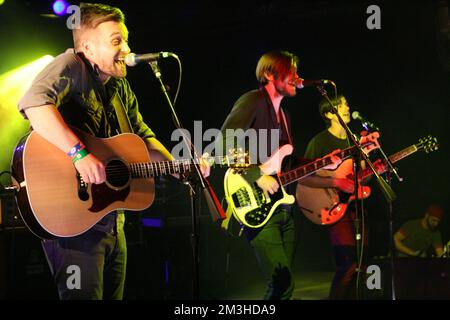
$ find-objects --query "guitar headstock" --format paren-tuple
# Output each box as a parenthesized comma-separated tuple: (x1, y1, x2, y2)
(226, 148, 251, 169)
(417, 135, 439, 154)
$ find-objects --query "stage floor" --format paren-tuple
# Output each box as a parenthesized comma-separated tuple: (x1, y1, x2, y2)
(224, 271, 334, 300)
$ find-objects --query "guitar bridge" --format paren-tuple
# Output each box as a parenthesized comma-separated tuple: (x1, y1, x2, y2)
(231, 187, 251, 208)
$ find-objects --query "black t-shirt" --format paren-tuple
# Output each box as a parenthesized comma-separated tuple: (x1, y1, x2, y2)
(304, 129, 350, 159)
(397, 219, 443, 257)
(304, 129, 372, 246)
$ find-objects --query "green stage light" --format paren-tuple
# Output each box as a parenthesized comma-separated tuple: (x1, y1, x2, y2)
(0, 55, 54, 178)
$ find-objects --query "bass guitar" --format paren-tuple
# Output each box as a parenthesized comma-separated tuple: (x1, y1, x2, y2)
(223, 143, 371, 228)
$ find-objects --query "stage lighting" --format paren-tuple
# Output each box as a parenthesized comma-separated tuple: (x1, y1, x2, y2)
(0, 55, 54, 176)
(53, 0, 69, 16)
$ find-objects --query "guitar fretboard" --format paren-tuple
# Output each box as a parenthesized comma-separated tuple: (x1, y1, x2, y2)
(130, 160, 194, 178)
(360, 144, 419, 179)
(388, 145, 417, 163)
(279, 145, 360, 186)
(128, 155, 243, 178)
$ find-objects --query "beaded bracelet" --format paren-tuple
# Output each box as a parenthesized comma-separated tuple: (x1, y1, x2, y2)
(71, 148, 90, 163)
(67, 142, 85, 158)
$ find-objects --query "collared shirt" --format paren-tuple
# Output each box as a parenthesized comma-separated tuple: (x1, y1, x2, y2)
(18, 48, 155, 139)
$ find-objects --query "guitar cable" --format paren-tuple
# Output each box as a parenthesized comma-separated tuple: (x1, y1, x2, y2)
(355, 195, 366, 300)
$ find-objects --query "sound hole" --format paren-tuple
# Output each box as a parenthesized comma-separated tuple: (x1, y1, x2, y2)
(105, 159, 130, 189)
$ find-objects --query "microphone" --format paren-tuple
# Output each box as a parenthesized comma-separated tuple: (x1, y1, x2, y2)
(352, 111, 379, 131)
(124, 52, 177, 66)
(294, 78, 333, 89)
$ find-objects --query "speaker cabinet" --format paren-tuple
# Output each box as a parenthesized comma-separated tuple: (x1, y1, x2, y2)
(0, 229, 58, 299)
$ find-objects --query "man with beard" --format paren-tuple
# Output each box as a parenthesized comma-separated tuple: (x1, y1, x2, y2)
(219, 50, 342, 299)
(394, 204, 444, 258)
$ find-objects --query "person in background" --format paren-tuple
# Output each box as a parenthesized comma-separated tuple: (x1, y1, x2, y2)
(394, 204, 444, 258)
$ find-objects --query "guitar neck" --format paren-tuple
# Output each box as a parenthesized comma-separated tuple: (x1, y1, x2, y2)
(388, 144, 418, 163)
(279, 144, 359, 186)
(361, 144, 418, 179)
(130, 160, 193, 178)
(129, 155, 234, 178)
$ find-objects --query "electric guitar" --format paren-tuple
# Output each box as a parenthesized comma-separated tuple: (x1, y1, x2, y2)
(11, 128, 249, 239)
(223, 143, 371, 228)
(296, 135, 439, 225)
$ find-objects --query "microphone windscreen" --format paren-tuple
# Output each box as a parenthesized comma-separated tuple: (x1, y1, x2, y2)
(351, 111, 360, 120)
(124, 53, 137, 67)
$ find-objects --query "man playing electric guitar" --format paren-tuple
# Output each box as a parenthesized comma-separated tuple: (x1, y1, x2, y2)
(297, 94, 380, 300)
(218, 50, 343, 300)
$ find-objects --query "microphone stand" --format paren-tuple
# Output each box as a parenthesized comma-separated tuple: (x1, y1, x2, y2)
(148, 60, 225, 300)
(315, 85, 397, 299)
(361, 119, 403, 301)
(385, 170, 396, 300)
(376, 144, 402, 301)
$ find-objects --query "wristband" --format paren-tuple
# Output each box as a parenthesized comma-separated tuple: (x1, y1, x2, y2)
(67, 142, 84, 158)
(72, 148, 90, 163)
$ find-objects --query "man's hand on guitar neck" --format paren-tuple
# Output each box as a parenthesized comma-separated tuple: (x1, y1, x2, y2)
(322, 149, 343, 170)
(360, 131, 380, 154)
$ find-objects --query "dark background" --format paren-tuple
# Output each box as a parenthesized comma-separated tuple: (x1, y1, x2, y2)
(0, 0, 449, 299)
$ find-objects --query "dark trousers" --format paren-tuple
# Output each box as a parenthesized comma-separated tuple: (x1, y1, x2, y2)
(246, 207, 296, 300)
(328, 210, 368, 300)
(41, 224, 127, 300)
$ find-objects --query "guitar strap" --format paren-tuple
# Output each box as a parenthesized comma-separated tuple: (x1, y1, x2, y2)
(109, 91, 132, 232)
(280, 108, 293, 146)
(111, 91, 134, 134)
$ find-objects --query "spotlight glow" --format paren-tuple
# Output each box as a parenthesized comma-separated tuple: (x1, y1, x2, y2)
(0, 55, 54, 175)
(53, 0, 68, 16)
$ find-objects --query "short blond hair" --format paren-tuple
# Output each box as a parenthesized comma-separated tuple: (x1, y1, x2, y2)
(73, 3, 125, 51)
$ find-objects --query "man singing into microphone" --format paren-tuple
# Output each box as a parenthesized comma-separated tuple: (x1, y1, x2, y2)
(17, 3, 184, 299)
(298, 95, 379, 299)
(218, 50, 342, 300)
